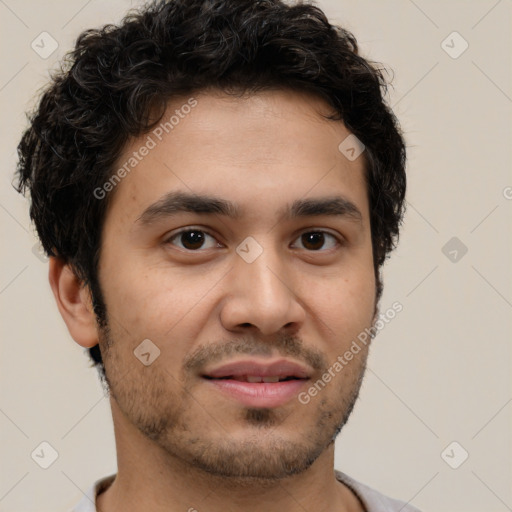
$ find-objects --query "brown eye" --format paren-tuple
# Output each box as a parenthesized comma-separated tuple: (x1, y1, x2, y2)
(166, 229, 218, 251)
(293, 231, 339, 251)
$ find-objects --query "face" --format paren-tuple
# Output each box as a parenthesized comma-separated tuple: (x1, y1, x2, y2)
(95, 88, 376, 480)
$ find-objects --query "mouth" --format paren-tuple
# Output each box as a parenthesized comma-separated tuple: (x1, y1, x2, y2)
(203, 375, 302, 383)
(201, 359, 312, 408)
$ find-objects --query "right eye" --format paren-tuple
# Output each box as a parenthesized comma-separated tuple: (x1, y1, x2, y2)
(164, 228, 222, 251)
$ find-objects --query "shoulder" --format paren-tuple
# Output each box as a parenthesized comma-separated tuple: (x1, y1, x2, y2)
(69, 474, 116, 512)
(335, 470, 423, 512)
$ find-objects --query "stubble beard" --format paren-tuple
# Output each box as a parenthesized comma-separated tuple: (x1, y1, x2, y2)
(98, 323, 369, 483)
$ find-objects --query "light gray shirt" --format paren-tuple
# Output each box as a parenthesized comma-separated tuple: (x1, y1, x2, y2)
(70, 470, 422, 511)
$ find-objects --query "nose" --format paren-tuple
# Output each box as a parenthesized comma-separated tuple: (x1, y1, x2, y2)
(219, 243, 306, 336)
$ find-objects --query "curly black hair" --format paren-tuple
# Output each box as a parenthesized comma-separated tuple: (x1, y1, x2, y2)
(15, 0, 406, 383)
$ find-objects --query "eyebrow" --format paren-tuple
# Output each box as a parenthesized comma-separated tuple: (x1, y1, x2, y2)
(135, 191, 363, 226)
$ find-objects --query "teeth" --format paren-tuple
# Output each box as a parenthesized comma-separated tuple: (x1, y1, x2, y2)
(242, 375, 281, 383)
(246, 376, 263, 383)
(226, 375, 289, 383)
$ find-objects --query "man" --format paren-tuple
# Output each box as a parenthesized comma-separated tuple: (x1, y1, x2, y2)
(15, 0, 417, 510)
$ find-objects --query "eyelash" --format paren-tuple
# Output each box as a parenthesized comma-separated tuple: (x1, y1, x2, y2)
(164, 227, 343, 253)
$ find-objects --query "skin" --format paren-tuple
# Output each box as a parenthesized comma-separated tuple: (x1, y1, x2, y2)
(50, 88, 377, 512)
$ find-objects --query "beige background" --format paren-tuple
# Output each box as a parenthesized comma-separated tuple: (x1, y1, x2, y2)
(1, 1, 511, 511)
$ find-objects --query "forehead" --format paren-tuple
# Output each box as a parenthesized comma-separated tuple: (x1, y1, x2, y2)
(102, 88, 369, 230)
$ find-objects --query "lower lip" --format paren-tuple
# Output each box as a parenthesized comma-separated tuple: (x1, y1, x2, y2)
(204, 378, 308, 408)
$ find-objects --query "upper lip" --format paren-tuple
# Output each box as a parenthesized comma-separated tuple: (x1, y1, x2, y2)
(202, 359, 312, 379)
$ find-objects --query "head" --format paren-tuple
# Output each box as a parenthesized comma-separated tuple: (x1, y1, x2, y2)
(15, 0, 406, 480)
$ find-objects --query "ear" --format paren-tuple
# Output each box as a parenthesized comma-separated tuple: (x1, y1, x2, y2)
(48, 256, 99, 348)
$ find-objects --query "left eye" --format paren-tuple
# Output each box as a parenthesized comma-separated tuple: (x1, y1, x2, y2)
(165, 229, 340, 252)
(291, 231, 339, 251)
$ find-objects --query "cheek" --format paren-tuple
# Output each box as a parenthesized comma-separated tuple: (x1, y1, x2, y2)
(306, 270, 375, 337)
(100, 259, 216, 347)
